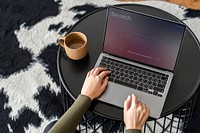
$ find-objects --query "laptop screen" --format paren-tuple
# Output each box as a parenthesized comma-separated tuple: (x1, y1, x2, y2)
(103, 6, 186, 71)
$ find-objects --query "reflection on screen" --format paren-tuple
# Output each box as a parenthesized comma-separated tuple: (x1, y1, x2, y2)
(103, 6, 186, 71)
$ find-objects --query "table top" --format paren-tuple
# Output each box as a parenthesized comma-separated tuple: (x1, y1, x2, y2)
(57, 4, 200, 120)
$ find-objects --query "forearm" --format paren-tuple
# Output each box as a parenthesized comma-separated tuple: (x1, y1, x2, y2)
(49, 95, 91, 133)
(126, 129, 141, 133)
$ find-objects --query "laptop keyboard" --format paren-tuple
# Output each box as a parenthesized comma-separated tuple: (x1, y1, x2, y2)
(98, 56, 169, 97)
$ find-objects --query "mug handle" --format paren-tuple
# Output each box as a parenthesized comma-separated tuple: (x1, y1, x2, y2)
(57, 36, 66, 47)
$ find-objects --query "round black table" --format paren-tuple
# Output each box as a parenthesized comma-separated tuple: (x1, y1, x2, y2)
(57, 4, 200, 121)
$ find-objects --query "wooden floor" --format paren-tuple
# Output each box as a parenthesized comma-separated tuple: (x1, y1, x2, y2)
(119, 0, 200, 10)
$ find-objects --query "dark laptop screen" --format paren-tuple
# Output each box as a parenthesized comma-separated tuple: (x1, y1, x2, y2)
(103, 6, 186, 71)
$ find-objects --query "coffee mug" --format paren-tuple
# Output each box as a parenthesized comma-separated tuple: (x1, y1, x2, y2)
(57, 32, 88, 60)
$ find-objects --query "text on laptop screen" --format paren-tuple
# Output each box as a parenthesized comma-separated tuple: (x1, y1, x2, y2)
(103, 7, 186, 71)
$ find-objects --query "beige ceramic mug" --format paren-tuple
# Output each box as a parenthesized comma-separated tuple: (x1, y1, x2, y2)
(57, 32, 88, 60)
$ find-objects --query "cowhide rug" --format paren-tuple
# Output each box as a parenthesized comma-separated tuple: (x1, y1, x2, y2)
(0, 0, 200, 132)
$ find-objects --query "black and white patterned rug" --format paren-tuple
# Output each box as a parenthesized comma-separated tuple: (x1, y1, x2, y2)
(0, 0, 200, 132)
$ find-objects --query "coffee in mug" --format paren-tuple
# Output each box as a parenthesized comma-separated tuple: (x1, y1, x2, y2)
(57, 32, 88, 60)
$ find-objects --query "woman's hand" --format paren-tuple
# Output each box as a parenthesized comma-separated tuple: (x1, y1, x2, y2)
(124, 94, 150, 130)
(81, 67, 111, 100)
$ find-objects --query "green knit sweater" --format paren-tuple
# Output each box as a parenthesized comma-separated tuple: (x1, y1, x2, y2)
(49, 95, 141, 133)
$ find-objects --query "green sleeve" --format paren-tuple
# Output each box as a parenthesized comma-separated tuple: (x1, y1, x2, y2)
(126, 129, 141, 133)
(49, 95, 91, 133)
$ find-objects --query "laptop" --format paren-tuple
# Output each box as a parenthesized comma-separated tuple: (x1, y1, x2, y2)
(94, 6, 186, 118)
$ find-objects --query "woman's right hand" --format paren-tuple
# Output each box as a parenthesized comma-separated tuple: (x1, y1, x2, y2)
(124, 94, 150, 130)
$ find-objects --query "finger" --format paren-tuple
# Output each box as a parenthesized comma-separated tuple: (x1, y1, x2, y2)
(124, 95, 131, 111)
(142, 104, 149, 118)
(141, 106, 150, 123)
(141, 103, 146, 111)
(137, 102, 143, 111)
(98, 66, 107, 70)
(93, 67, 106, 75)
(101, 76, 109, 91)
(146, 106, 150, 117)
(143, 103, 149, 113)
(99, 70, 111, 78)
(90, 68, 96, 75)
(131, 94, 138, 108)
(86, 70, 91, 77)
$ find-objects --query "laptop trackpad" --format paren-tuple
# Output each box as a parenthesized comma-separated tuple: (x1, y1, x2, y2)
(99, 82, 143, 108)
